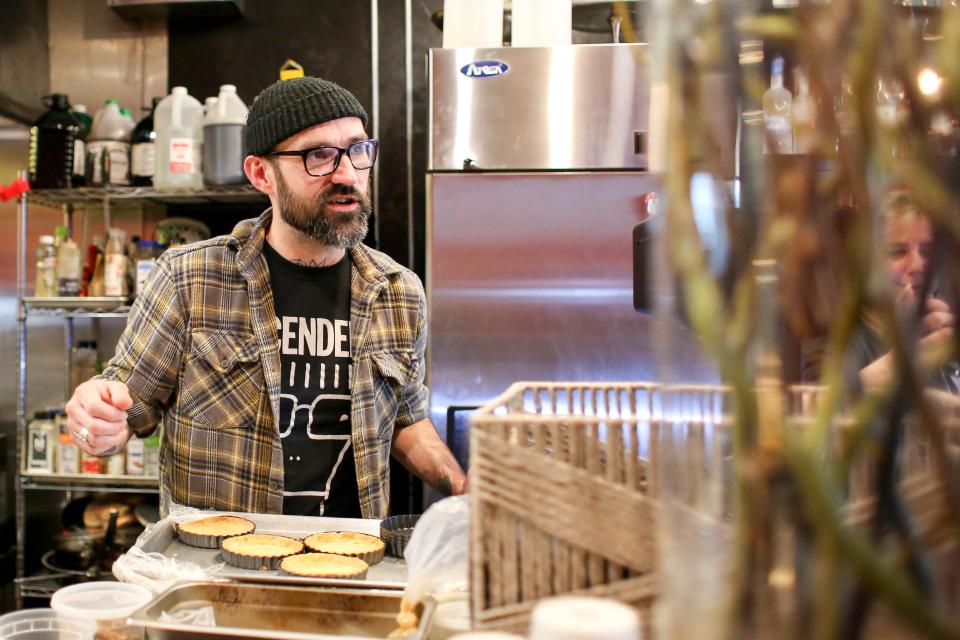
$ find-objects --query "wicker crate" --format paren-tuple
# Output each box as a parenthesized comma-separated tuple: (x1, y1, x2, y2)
(468, 382, 740, 635)
(468, 381, 947, 636)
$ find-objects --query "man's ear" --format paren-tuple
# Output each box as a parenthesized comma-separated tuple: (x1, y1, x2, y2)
(244, 155, 274, 195)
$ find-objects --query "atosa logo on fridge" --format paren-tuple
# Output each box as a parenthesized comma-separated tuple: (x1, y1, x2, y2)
(460, 60, 510, 78)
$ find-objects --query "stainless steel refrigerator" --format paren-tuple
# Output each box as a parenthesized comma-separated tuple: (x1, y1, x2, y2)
(426, 44, 720, 468)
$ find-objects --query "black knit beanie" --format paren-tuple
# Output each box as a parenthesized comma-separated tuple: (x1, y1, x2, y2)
(244, 77, 368, 156)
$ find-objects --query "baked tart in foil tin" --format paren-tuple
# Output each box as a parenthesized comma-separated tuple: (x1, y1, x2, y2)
(303, 531, 386, 565)
(221, 533, 304, 571)
(176, 515, 255, 549)
(280, 552, 369, 579)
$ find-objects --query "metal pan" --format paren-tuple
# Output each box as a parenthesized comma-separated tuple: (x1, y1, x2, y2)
(130, 581, 435, 640)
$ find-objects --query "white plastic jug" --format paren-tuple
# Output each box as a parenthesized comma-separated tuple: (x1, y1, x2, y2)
(202, 84, 248, 186)
(512, 0, 572, 46)
(86, 99, 133, 186)
(442, 0, 503, 48)
(154, 86, 204, 190)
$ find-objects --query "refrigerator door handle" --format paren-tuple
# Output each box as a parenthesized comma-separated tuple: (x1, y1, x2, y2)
(633, 192, 657, 313)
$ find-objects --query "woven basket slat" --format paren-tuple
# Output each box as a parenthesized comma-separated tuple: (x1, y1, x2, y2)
(472, 432, 655, 573)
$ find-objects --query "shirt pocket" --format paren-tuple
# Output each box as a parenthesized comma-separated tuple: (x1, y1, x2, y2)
(369, 350, 416, 438)
(181, 330, 264, 429)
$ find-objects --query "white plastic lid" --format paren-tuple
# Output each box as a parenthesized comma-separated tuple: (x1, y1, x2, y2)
(529, 597, 639, 640)
(219, 84, 237, 93)
(73, 104, 88, 113)
(39, 234, 55, 244)
(171, 86, 188, 95)
(51, 581, 153, 622)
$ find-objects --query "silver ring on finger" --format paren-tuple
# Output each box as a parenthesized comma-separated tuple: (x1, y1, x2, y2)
(74, 427, 90, 446)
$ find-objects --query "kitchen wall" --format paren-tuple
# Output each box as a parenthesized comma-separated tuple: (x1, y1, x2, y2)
(47, 0, 167, 117)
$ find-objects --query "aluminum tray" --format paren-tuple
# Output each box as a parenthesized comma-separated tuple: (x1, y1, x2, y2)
(130, 581, 435, 640)
(135, 511, 407, 590)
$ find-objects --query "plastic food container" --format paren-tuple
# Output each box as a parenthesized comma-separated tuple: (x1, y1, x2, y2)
(0, 608, 96, 640)
(51, 582, 153, 640)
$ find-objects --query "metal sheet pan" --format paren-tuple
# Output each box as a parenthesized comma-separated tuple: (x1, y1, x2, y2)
(134, 511, 407, 590)
(130, 581, 434, 640)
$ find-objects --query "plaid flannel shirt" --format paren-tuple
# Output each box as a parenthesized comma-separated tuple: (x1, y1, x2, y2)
(101, 209, 430, 518)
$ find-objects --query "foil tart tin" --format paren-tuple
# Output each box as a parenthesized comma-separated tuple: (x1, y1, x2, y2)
(220, 534, 304, 571)
(380, 514, 420, 558)
(175, 516, 256, 549)
(303, 531, 386, 565)
(280, 552, 370, 580)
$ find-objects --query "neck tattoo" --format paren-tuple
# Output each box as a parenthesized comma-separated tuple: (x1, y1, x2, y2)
(291, 256, 339, 268)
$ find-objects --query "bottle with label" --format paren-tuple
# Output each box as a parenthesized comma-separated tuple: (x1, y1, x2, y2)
(86, 99, 133, 186)
(35, 234, 58, 297)
(203, 84, 249, 185)
(143, 432, 160, 476)
(56, 412, 80, 474)
(26, 411, 57, 473)
(133, 239, 165, 296)
(131, 98, 160, 186)
(70, 104, 92, 187)
(126, 436, 145, 475)
(56, 237, 82, 297)
(104, 228, 129, 297)
(70, 340, 98, 391)
(106, 452, 126, 476)
(154, 86, 204, 190)
(28, 93, 80, 189)
(80, 450, 104, 474)
(792, 69, 816, 154)
(762, 57, 793, 154)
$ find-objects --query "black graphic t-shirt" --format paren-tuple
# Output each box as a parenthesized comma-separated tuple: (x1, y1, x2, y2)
(264, 241, 361, 517)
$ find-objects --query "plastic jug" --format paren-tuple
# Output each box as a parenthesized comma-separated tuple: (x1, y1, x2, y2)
(70, 104, 92, 187)
(203, 96, 218, 116)
(28, 93, 80, 189)
(154, 86, 204, 190)
(203, 84, 248, 185)
(512, 0, 572, 46)
(86, 99, 133, 186)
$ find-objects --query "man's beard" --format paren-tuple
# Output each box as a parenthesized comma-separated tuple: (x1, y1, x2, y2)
(274, 171, 371, 248)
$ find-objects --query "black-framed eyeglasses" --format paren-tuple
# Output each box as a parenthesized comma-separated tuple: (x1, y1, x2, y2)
(267, 138, 380, 177)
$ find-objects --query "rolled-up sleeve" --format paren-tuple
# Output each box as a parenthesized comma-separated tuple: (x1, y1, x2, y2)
(99, 260, 186, 436)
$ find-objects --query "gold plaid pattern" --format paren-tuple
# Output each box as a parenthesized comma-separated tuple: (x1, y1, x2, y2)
(101, 210, 429, 518)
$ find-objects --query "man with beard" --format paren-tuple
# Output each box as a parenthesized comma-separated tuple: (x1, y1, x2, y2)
(64, 77, 466, 517)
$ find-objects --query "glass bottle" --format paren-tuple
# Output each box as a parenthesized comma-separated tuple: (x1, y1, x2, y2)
(56, 237, 81, 297)
(762, 57, 793, 154)
(26, 411, 57, 473)
(131, 98, 160, 186)
(104, 228, 128, 297)
(35, 234, 58, 297)
(70, 104, 92, 187)
(126, 436, 145, 475)
(56, 412, 80, 474)
(70, 340, 98, 392)
(792, 69, 816, 154)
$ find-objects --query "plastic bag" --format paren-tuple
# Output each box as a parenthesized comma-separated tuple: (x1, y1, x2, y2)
(402, 495, 470, 606)
(112, 503, 227, 594)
